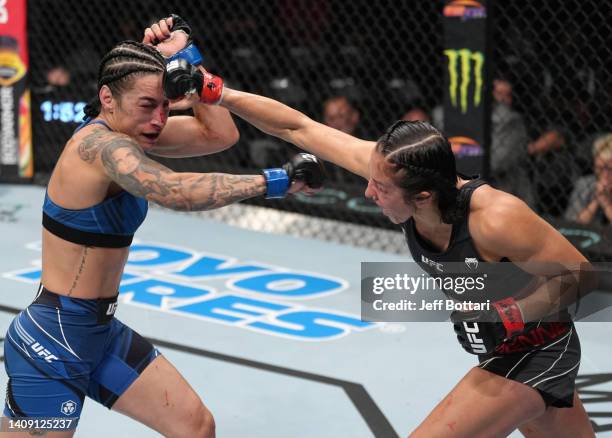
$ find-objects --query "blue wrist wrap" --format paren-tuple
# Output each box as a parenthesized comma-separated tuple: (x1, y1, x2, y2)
(167, 44, 203, 66)
(263, 168, 290, 199)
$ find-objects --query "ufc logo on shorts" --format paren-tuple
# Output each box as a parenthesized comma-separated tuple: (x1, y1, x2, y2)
(0, 0, 7, 24)
(462, 322, 487, 354)
(31, 342, 59, 363)
(106, 302, 118, 316)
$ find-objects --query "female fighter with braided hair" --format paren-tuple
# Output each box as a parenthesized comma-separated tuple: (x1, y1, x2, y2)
(195, 78, 595, 436)
(1, 17, 325, 437)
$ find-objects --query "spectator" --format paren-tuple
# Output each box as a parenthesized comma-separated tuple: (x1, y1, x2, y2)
(321, 95, 364, 184)
(527, 129, 565, 155)
(492, 78, 514, 107)
(401, 105, 431, 123)
(489, 78, 534, 207)
(527, 89, 601, 216)
(565, 134, 612, 226)
(46, 65, 71, 88)
(32, 65, 72, 95)
(527, 128, 580, 216)
(528, 88, 601, 173)
(323, 95, 361, 135)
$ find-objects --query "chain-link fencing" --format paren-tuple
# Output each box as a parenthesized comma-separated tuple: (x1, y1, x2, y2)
(492, 0, 611, 221)
(27, 0, 611, 255)
(28, 0, 442, 233)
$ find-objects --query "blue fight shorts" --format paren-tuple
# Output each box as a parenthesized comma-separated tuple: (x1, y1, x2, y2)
(3, 285, 160, 419)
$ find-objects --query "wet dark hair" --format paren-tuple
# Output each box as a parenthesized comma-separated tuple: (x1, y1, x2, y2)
(375, 120, 462, 224)
(83, 40, 166, 120)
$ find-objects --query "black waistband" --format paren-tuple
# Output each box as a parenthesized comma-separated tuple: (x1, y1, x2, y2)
(33, 285, 118, 324)
(42, 212, 134, 248)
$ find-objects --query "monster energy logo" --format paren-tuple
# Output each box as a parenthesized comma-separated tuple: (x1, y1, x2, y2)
(444, 49, 484, 114)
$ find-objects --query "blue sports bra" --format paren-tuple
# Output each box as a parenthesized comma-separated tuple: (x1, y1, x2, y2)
(42, 119, 148, 248)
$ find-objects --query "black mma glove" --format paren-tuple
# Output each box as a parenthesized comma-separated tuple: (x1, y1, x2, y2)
(164, 14, 204, 66)
(168, 14, 192, 39)
(164, 58, 202, 100)
(163, 58, 224, 104)
(160, 14, 224, 101)
(451, 297, 525, 355)
(262, 153, 327, 199)
(283, 153, 327, 189)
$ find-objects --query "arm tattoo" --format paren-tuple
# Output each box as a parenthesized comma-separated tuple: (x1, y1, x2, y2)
(78, 128, 109, 163)
(96, 132, 266, 211)
(184, 173, 266, 210)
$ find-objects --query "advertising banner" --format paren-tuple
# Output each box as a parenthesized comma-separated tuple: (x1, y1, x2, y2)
(443, 0, 491, 176)
(0, 0, 32, 181)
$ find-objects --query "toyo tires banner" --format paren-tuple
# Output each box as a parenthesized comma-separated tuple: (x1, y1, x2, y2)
(0, 0, 32, 181)
(443, 0, 491, 176)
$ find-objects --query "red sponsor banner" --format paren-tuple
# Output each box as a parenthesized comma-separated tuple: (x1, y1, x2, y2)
(0, 0, 33, 180)
(0, 0, 28, 62)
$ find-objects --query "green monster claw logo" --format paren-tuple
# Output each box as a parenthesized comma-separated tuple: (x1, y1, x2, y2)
(444, 49, 484, 113)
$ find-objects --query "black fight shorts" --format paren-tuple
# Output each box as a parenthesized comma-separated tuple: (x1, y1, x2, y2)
(478, 324, 580, 408)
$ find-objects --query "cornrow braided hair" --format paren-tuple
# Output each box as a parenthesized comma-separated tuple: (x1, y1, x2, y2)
(400, 163, 443, 179)
(376, 120, 463, 223)
(83, 40, 166, 120)
(381, 119, 404, 145)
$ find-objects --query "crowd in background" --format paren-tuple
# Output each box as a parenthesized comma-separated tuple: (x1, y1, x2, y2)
(28, 0, 611, 227)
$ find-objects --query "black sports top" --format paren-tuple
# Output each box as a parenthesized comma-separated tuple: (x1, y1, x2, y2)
(402, 177, 535, 302)
(402, 177, 571, 353)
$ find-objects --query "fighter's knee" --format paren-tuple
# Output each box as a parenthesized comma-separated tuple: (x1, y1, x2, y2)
(195, 405, 215, 438)
(173, 403, 215, 438)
